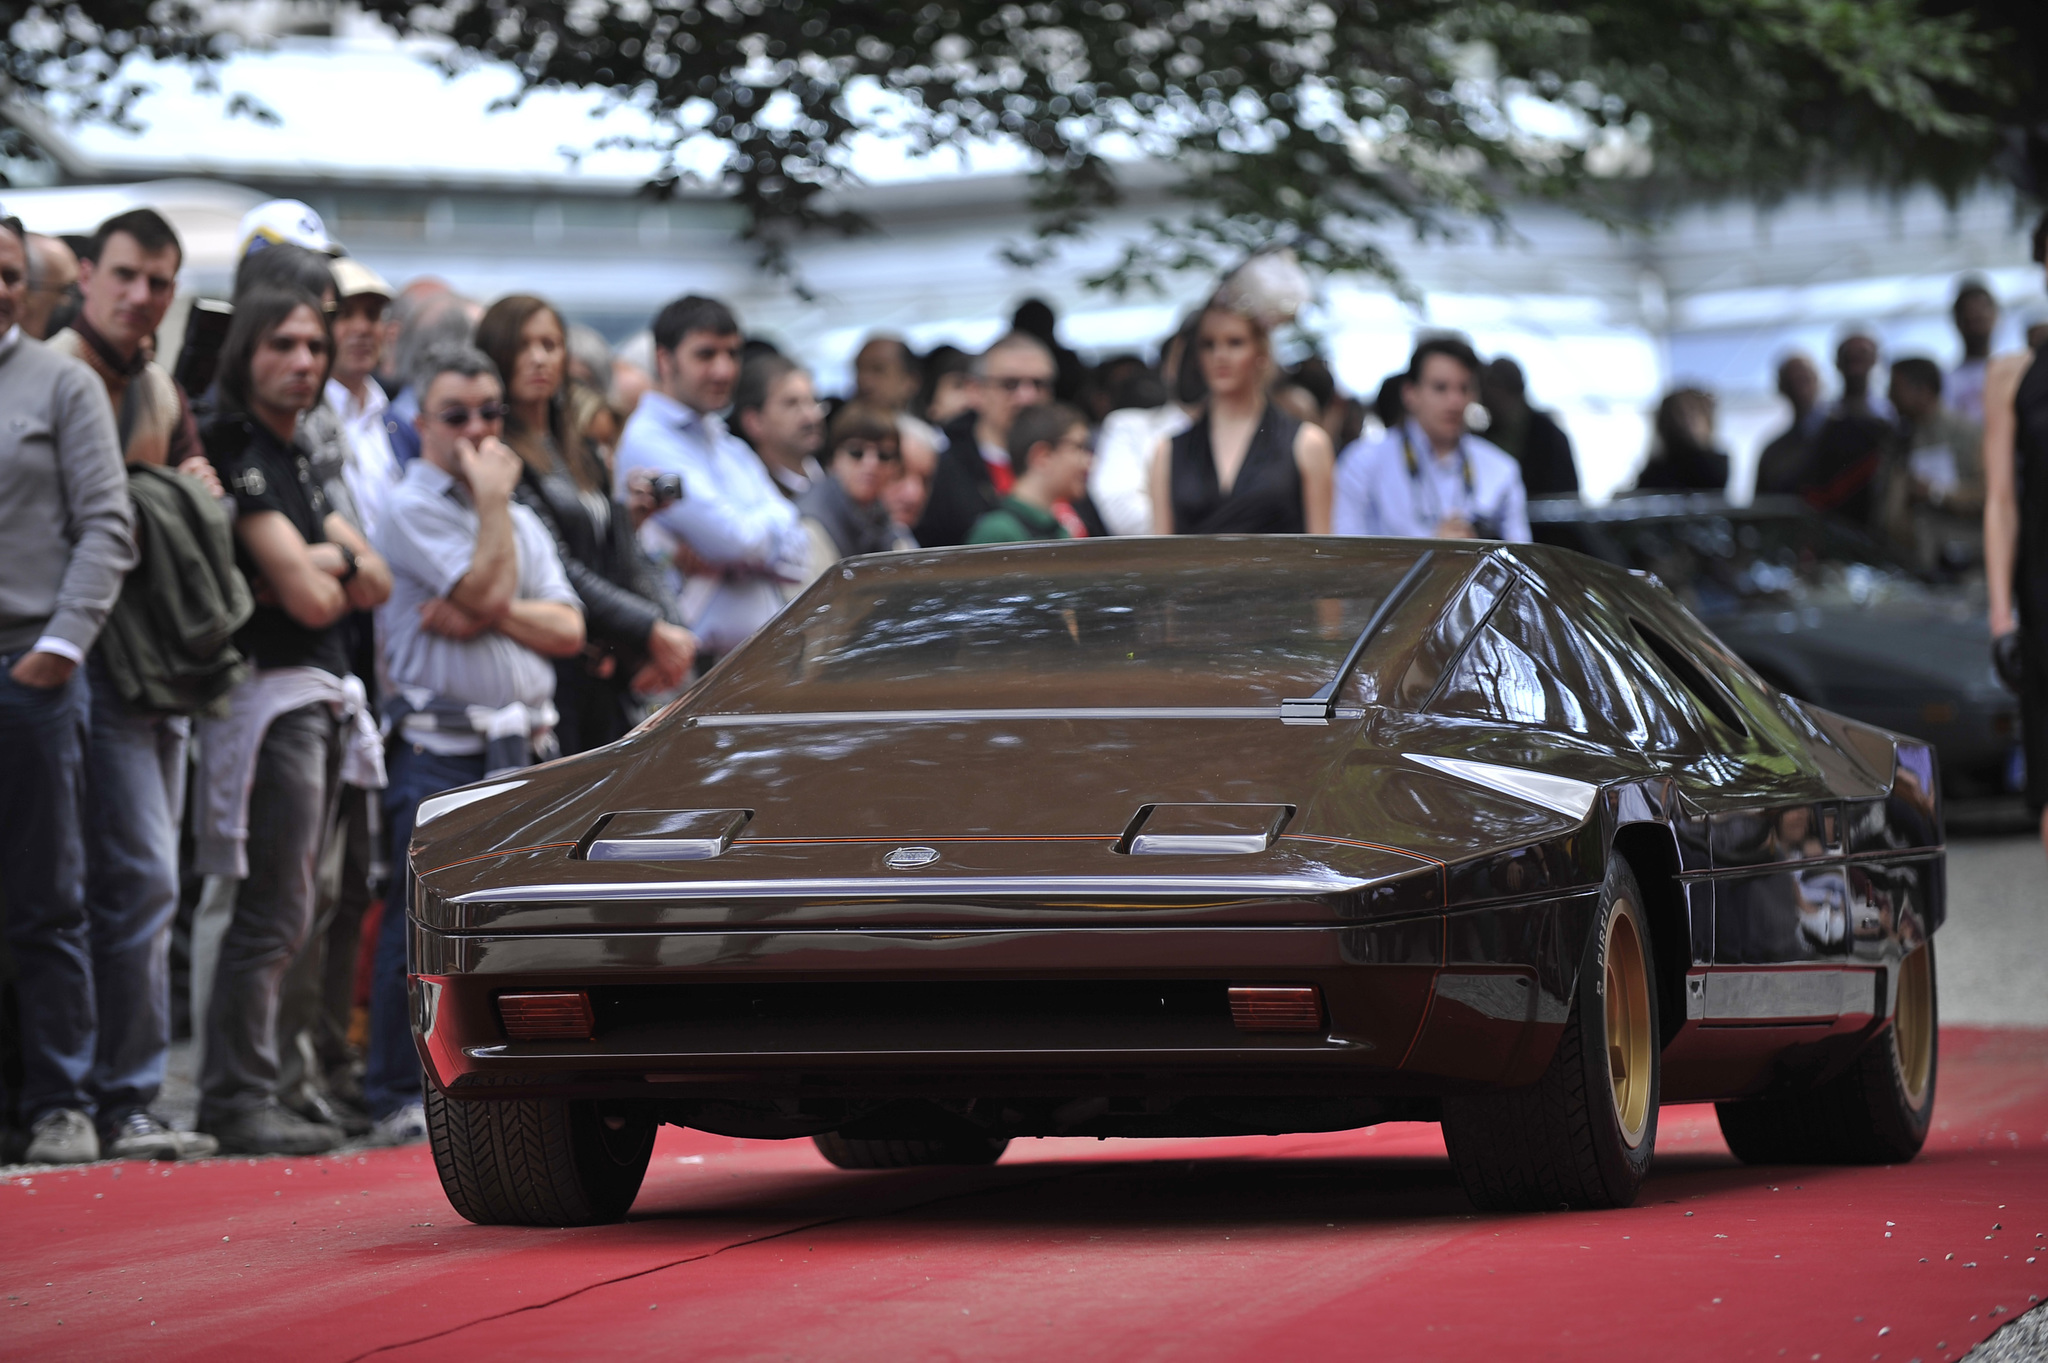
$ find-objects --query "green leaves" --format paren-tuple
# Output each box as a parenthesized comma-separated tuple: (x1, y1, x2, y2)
(3, 0, 2030, 292)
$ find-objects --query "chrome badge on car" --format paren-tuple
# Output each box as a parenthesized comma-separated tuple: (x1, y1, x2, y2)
(883, 846, 942, 869)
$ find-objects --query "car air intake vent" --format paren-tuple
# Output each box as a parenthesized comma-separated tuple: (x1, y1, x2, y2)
(1117, 803, 1294, 855)
(576, 809, 752, 862)
(590, 979, 1250, 1053)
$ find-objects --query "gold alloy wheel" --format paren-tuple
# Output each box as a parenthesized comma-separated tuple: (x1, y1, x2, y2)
(1894, 943, 1934, 1108)
(1605, 903, 1654, 1149)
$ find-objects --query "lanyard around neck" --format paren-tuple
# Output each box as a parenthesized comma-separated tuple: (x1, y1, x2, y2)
(1400, 424, 1475, 528)
(1400, 424, 1474, 493)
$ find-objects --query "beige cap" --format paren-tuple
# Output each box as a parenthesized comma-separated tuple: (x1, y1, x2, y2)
(331, 256, 394, 300)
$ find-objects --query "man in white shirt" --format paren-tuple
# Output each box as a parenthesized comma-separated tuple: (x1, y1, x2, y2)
(615, 296, 809, 659)
(323, 258, 400, 539)
(1334, 337, 1530, 542)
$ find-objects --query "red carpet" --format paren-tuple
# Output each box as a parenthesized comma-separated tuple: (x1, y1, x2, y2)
(6, 1027, 2046, 1362)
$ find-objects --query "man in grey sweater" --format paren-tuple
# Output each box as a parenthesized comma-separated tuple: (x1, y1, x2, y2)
(0, 219, 136, 1164)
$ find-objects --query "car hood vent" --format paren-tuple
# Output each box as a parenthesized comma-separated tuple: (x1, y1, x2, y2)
(1118, 803, 1294, 855)
(576, 809, 752, 861)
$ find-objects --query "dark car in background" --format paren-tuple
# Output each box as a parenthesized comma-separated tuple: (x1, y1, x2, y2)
(1530, 494, 2018, 799)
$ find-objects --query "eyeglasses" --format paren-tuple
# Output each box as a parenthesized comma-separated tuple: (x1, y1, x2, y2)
(991, 376, 1053, 394)
(836, 440, 902, 465)
(435, 403, 507, 427)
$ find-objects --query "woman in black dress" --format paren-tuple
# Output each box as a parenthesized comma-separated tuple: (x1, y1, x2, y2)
(475, 295, 695, 754)
(1148, 292, 1334, 534)
(1984, 210, 2048, 854)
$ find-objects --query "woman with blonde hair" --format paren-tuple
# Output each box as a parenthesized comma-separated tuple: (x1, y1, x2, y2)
(1149, 253, 1335, 534)
(474, 294, 695, 752)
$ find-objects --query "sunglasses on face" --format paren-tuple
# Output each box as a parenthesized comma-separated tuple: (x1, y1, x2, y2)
(991, 375, 1052, 394)
(836, 440, 901, 465)
(435, 403, 507, 427)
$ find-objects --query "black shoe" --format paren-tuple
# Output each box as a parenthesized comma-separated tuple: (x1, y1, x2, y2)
(102, 1110, 220, 1161)
(202, 1102, 344, 1156)
(285, 1088, 372, 1138)
(323, 1063, 366, 1110)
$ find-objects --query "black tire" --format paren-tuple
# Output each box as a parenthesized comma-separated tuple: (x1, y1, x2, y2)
(1442, 853, 1661, 1211)
(426, 1088, 656, 1226)
(1716, 940, 1937, 1165)
(812, 1132, 1010, 1169)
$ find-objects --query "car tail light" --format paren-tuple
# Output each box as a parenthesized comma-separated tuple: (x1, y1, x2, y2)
(1228, 985, 1323, 1032)
(498, 991, 595, 1041)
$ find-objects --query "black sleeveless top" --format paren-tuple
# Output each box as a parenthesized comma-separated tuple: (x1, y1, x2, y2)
(1168, 404, 1305, 534)
(2018, 343, 2048, 617)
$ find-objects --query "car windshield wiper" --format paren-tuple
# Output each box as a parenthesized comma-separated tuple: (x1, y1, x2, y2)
(1280, 550, 1436, 725)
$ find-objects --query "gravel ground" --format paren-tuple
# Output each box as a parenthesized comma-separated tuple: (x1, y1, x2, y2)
(1937, 836, 2048, 1028)
(1969, 1306, 2048, 1363)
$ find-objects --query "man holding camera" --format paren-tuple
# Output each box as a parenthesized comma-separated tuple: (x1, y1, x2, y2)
(616, 295, 808, 663)
(1334, 337, 1530, 542)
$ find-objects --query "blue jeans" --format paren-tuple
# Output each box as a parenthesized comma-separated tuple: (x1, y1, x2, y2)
(363, 742, 484, 1120)
(0, 653, 94, 1125)
(83, 663, 189, 1123)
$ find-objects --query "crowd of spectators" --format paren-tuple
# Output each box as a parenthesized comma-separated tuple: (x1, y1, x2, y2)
(1646, 279, 2025, 579)
(0, 192, 2037, 1166)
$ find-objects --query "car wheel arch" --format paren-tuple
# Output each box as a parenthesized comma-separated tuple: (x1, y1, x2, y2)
(1609, 821, 1691, 1048)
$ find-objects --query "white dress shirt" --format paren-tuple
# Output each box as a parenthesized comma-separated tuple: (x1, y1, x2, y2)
(325, 376, 400, 540)
(615, 390, 809, 654)
(1090, 404, 1195, 536)
(1334, 420, 1531, 542)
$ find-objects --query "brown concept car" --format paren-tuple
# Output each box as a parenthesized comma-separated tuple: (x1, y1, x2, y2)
(406, 537, 1942, 1225)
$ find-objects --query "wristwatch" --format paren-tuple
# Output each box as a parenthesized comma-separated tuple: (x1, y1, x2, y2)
(336, 543, 360, 584)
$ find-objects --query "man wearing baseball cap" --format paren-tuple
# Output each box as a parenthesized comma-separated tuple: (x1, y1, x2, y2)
(325, 257, 399, 538)
(237, 199, 337, 259)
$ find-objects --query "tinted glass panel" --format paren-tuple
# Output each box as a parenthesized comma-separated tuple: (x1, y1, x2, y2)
(1630, 618, 1749, 736)
(701, 540, 1458, 712)
(1430, 580, 1647, 743)
(1397, 556, 1514, 709)
(1572, 594, 1705, 752)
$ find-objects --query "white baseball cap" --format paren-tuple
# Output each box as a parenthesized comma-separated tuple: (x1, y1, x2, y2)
(238, 199, 336, 257)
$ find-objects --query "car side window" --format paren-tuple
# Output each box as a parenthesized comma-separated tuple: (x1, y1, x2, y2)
(1428, 579, 1640, 743)
(1591, 628, 1704, 752)
(1627, 616, 1750, 738)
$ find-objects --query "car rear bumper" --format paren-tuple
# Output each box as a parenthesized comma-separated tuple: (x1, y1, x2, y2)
(410, 895, 1598, 1103)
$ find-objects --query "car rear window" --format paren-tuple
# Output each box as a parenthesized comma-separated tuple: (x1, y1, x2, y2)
(696, 539, 1458, 712)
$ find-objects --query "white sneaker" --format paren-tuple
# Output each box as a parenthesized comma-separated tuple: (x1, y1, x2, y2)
(26, 1108, 101, 1164)
(370, 1102, 427, 1147)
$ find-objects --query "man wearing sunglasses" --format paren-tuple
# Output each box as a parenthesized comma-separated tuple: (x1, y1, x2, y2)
(913, 330, 1062, 547)
(968, 402, 1096, 544)
(365, 343, 584, 1144)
